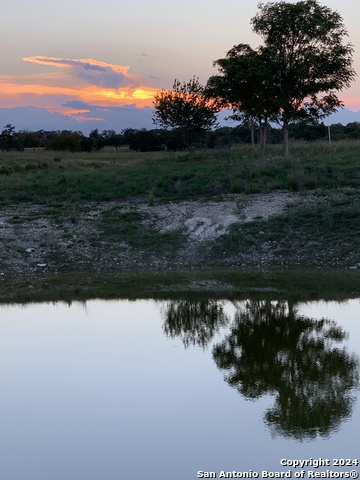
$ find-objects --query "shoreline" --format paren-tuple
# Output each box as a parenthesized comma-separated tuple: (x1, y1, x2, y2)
(2, 267, 360, 305)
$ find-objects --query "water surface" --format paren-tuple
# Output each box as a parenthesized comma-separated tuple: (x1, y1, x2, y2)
(0, 298, 359, 480)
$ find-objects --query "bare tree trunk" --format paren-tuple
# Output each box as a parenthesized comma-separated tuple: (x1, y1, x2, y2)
(250, 119, 255, 149)
(259, 118, 268, 158)
(283, 116, 289, 158)
(263, 118, 267, 155)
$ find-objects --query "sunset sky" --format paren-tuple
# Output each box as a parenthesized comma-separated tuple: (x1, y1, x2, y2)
(1, 0, 360, 133)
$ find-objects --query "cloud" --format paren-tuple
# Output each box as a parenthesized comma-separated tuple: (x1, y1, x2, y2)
(23, 56, 137, 89)
(0, 56, 157, 122)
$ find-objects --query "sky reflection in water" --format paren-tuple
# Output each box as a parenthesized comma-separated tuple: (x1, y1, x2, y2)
(0, 299, 359, 480)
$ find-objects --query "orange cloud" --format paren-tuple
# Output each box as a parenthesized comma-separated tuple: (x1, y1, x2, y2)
(61, 108, 90, 117)
(0, 56, 157, 118)
(72, 115, 105, 123)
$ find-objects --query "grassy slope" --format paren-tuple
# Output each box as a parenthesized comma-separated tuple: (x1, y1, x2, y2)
(1, 141, 360, 274)
(1, 141, 360, 204)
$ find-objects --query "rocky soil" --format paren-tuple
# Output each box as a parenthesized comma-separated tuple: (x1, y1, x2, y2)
(0, 191, 354, 278)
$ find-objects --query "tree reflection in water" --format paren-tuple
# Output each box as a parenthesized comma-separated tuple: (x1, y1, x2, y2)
(162, 300, 230, 349)
(162, 299, 360, 440)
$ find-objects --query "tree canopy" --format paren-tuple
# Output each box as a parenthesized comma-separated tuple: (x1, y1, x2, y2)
(206, 44, 279, 154)
(0, 124, 17, 151)
(207, 0, 356, 156)
(153, 77, 220, 148)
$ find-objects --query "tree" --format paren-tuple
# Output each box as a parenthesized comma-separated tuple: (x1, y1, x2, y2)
(45, 130, 83, 152)
(0, 124, 17, 151)
(89, 128, 104, 151)
(206, 44, 279, 155)
(344, 122, 360, 140)
(207, 1, 355, 157)
(17, 129, 43, 149)
(153, 77, 220, 148)
(128, 129, 166, 152)
(289, 120, 327, 141)
(121, 128, 138, 146)
(251, 0, 356, 157)
(101, 129, 123, 152)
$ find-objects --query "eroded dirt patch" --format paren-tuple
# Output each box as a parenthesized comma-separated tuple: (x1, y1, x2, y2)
(128, 192, 316, 241)
(0, 191, 322, 277)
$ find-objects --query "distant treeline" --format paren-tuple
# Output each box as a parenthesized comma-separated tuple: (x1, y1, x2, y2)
(1, 121, 360, 152)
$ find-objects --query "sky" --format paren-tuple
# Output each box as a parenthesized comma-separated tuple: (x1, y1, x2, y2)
(1, 0, 360, 134)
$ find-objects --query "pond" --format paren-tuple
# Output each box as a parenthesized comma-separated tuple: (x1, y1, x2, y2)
(0, 296, 359, 480)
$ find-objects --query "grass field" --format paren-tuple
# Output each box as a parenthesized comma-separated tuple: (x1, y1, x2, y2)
(1, 141, 360, 278)
(1, 141, 360, 205)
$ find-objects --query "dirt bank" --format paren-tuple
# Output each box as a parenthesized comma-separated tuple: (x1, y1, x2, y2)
(0, 191, 356, 278)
